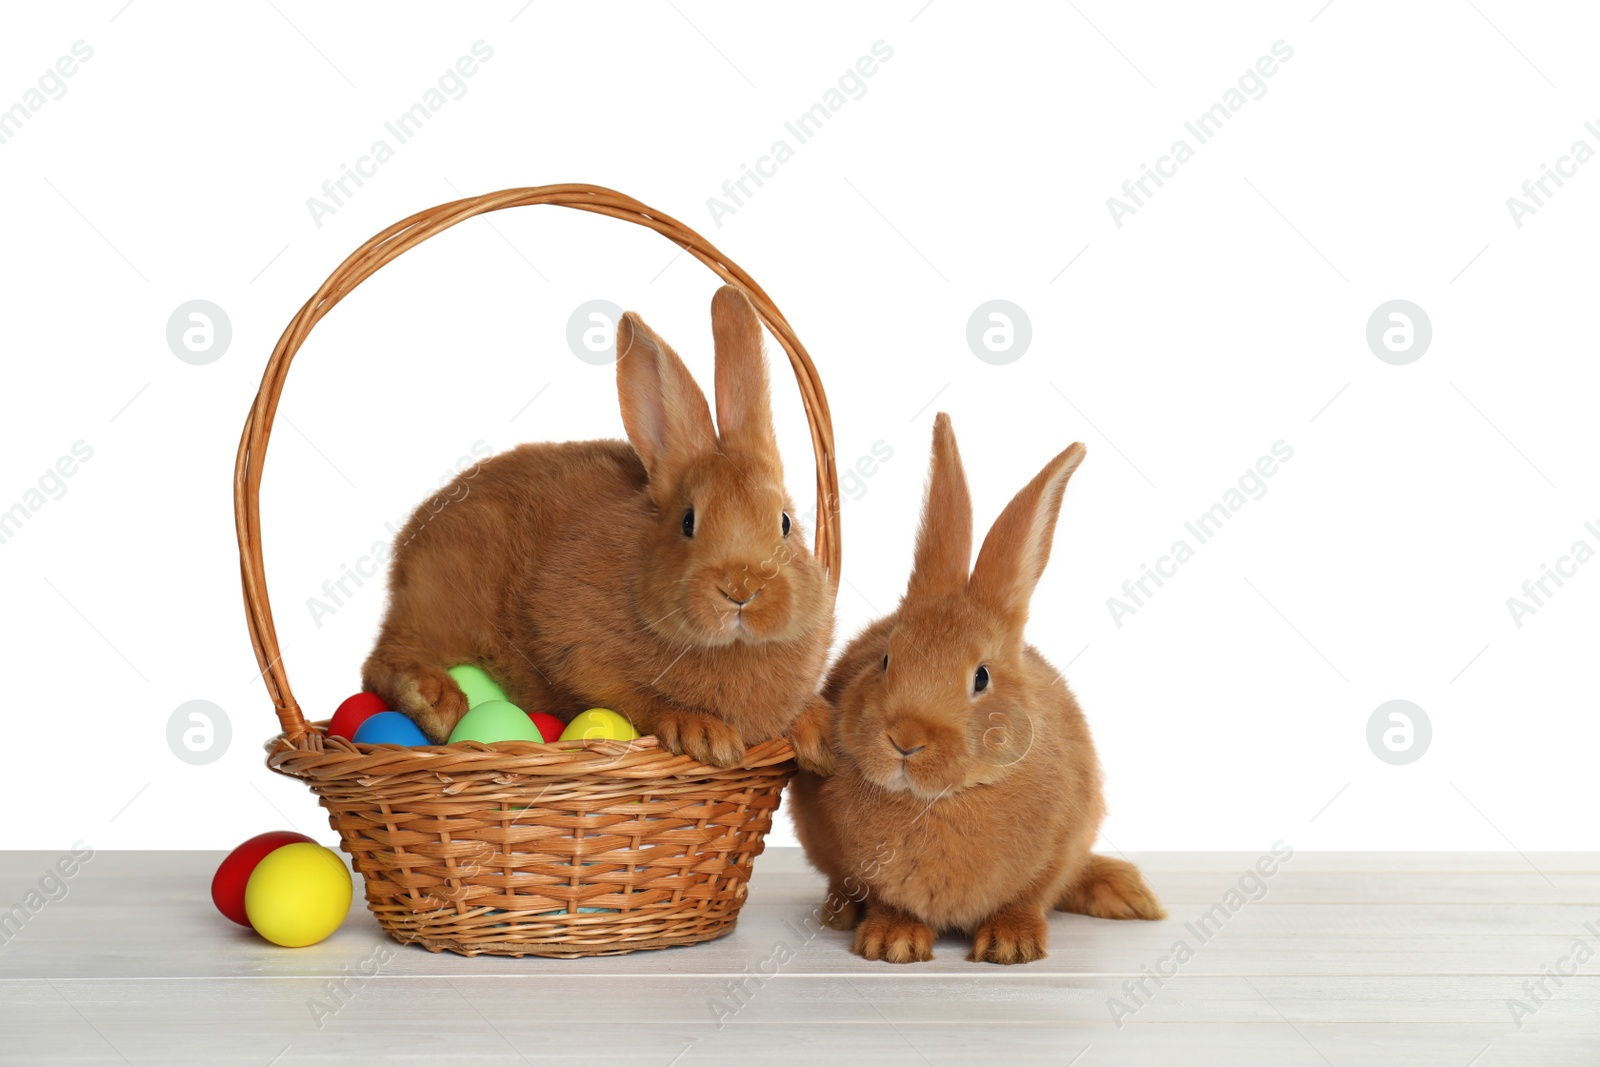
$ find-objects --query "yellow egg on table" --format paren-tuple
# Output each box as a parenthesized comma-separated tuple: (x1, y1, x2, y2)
(559, 708, 639, 742)
(244, 842, 353, 948)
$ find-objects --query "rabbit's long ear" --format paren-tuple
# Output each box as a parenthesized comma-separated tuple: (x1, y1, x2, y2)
(617, 310, 717, 483)
(906, 413, 973, 600)
(968, 442, 1087, 627)
(711, 285, 780, 468)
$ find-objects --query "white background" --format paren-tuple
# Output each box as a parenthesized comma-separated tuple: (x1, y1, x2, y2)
(1, 2, 1594, 853)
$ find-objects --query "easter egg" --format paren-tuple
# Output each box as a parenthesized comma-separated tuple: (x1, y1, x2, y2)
(448, 664, 508, 708)
(352, 711, 431, 746)
(527, 712, 566, 744)
(559, 708, 639, 742)
(448, 700, 543, 744)
(211, 831, 315, 927)
(327, 692, 387, 740)
(244, 842, 353, 948)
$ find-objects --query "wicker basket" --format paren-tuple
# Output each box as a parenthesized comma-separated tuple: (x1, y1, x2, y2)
(234, 184, 840, 957)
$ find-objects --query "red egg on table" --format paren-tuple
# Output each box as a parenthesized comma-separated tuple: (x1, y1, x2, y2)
(211, 830, 315, 927)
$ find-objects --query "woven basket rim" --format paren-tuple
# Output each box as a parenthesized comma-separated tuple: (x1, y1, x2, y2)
(268, 730, 798, 782)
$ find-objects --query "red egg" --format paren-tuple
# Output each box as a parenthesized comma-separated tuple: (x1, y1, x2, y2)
(212, 831, 316, 926)
(528, 712, 566, 743)
(327, 692, 388, 740)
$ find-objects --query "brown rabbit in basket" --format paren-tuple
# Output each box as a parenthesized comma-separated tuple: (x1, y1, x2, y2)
(361, 285, 835, 772)
(789, 413, 1165, 963)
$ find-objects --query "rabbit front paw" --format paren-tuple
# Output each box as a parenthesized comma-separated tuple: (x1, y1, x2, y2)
(788, 697, 836, 776)
(968, 904, 1048, 965)
(852, 904, 935, 964)
(652, 707, 746, 767)
(362, 653, 468, 744)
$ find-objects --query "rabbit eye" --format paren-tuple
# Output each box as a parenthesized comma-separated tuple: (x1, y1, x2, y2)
(781, 511, 792, 537)
(682, 508, 695, 538)
(974, 665, 990, 693)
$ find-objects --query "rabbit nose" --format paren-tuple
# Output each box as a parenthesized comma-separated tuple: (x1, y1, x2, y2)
(720, 587, 761, 607)
(888, 733, 925, 758)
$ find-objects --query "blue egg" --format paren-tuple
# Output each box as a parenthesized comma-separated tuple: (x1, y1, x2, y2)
(352, 711, 431, 746)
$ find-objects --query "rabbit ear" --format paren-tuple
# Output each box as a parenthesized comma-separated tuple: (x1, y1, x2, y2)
(906, 413, 973, 600)
(968, 442, 1087, 627)
(616, 310, 717, 482)
(711, 285, 779, 467)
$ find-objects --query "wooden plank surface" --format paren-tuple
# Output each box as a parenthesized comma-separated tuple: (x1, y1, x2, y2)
(1, 849, 1596, 1064)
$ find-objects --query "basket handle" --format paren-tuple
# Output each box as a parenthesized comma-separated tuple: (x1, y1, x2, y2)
(235, 185, 842, 740)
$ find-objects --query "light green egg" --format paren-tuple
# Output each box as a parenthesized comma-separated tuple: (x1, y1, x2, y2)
(447, 664, 508, 708)
(448, 699, 542, 744)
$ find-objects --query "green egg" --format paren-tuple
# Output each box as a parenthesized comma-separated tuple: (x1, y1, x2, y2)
(448, 664, 508, 708)
(448, 699, 542, 744)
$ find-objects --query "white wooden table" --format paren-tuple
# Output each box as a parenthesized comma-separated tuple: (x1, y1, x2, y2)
(1, 849, 1595, 1064)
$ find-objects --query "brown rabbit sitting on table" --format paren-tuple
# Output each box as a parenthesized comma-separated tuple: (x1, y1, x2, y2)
(790, 413, 1165, 963)
(361, 285, 835, 772)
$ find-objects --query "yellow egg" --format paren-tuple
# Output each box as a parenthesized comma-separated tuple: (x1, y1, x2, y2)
(244, 842, 353, 948)
(559, 708, 640, 742)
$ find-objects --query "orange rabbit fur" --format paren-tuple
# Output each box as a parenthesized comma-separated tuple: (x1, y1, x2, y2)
(790, 413, 1165, 963)
(362, 285, 835, 771)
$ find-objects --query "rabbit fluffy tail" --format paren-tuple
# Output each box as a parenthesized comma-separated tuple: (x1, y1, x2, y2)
(1055, 854, 1166, 921)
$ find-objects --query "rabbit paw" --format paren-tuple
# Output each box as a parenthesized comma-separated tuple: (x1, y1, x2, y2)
(788, 698, 836, 776)
(653, 708, 746, 767)
(852, 906, 935, 964)
(968, 905, 1048, 965)
(363, 656, 467, 744)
